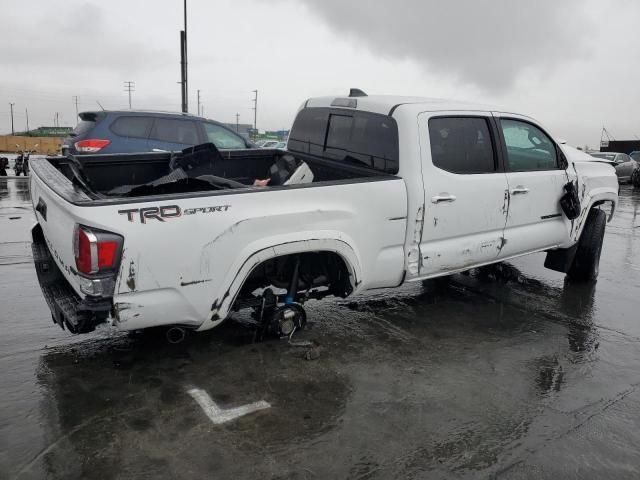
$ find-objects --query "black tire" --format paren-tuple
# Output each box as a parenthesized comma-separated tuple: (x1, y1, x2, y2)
(632, 169, 640, 188)
(567, 208, 606, 281)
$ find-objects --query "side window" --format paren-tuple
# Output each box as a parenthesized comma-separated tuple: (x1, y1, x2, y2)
(110, 116, 152, 139)
(149, 118, 199, 144)
(203, 123, 246, 149)
(428, 117, 496, 174)
(500, 119, 558, 171)
(616, 154, 629, 164)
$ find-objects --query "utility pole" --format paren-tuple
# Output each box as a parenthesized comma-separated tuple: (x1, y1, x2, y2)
(236, 113, 240, 133)
(197, 89, 201, 116)
(252, 90, 258, 140)
(179, 0, 188, 113)
(55, 112, 59, 128)
(73, 95, 79, 119)
(25, 108, 29, 134)
(124, 81, 135, 109)
(9, 103, 15, 135)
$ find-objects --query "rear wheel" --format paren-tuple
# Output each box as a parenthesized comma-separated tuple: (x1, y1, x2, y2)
(567, 209, 606, 281)
(632, 168, 640, 188)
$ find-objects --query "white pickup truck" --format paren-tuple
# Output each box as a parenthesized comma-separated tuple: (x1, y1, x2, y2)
(30, 92, 618, 340)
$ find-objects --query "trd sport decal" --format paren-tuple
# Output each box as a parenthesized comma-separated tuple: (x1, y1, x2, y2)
(118, 205, 231, 223)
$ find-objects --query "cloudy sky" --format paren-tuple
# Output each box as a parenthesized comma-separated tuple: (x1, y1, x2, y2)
(1, 0, 639, 147)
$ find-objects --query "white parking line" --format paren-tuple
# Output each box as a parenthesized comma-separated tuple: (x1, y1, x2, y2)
(187, 388, 271, 425)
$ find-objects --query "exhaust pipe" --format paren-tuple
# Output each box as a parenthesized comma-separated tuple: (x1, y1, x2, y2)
(165, 326, 188, 344)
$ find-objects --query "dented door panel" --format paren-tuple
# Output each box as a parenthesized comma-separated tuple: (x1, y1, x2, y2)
(417, 111, 510, 276)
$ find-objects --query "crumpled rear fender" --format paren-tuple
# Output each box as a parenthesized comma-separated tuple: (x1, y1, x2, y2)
(196, 236, 362, 332)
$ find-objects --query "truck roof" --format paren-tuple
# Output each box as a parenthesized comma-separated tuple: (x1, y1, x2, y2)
(305, 95, 504, 116)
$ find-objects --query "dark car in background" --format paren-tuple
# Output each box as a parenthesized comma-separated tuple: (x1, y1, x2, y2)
(589, 151, 639, 185)
(62, 110, 253, 155)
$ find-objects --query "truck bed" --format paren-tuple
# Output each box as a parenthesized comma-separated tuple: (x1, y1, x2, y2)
(38, 147, 386, 204)
(29, 145, 408, 333)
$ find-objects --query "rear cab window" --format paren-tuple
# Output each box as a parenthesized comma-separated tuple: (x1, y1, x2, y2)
(288, 107, 399, 174)
(428, 117, 497, 174)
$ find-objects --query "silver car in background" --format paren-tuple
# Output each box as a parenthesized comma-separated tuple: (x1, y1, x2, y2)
(590, 152, 639, 184)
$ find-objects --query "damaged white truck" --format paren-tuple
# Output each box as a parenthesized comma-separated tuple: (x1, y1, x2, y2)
(30, 92, 618, 340)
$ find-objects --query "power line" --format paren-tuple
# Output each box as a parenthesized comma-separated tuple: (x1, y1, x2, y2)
(123, 81, 135, 109)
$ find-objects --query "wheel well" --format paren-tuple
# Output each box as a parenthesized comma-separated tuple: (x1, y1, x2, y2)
(234, 251, 354, 308)
(591, 199, 615, 220)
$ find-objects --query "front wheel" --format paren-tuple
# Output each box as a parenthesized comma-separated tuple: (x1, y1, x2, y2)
(567, 209, 606, 281)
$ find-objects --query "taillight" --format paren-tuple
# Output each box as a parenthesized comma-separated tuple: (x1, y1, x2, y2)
(75, 228, 94, 274)
(73, 226, 123, 297)
(74, 139, 111, 153)
(73, 225, 123, 275)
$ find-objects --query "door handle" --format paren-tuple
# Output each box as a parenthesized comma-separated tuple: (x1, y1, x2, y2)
(510, 186, 530, 195)
(431, 194, 457, 204)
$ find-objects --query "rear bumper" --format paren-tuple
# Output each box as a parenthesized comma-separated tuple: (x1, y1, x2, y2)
(31, 225, 111, 333)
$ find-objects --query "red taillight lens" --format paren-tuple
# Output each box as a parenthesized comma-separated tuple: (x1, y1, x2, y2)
(75, 228, 93, 274)
(74, 139, 111, 153)
(74, 226, 122, 275)
(97, 241, 118, 269)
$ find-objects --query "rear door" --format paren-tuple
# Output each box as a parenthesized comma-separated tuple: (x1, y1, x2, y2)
(418, 113, 509, 275)
(147, 117, 201, 152)
(495, 114, 571, 257)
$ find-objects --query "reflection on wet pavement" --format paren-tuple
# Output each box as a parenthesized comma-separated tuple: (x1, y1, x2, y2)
(1, 181, 640, 479)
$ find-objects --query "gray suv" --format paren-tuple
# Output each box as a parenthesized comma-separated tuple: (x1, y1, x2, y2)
(62, 110, 253, 155)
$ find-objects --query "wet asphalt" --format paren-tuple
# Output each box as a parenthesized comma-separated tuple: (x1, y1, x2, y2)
(1, 176, 640, 480)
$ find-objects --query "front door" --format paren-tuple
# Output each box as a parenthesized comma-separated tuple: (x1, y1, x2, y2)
(418, 113, 509, 276)
(495, 115, 571, 257)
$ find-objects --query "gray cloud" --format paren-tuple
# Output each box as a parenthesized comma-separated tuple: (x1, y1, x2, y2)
(0, 2, 172, 73)
(296, 0, 593, 91)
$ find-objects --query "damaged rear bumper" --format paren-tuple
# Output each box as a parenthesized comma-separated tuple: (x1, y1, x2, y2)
(31, 225, 111, 333)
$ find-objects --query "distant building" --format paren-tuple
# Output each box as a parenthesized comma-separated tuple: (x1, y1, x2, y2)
(18, 126, 74, 137)
(265, 130, 290, 140)
(600, 140, 640, 154)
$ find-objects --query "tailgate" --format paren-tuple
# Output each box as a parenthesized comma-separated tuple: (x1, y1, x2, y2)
(29, 160, 113, 332)
(30, 160, 88, 297)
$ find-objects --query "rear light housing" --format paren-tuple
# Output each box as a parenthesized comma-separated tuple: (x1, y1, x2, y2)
(73, 225, 124, 297)
(74, 139, 111, 153)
